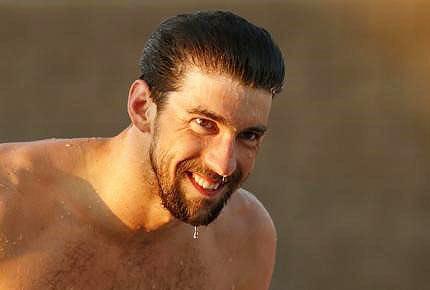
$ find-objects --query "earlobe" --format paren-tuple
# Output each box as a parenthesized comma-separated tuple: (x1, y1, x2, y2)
(127, 79, 156, 133)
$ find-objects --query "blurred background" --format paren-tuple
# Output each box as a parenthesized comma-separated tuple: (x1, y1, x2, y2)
(0, 1, 429, 289)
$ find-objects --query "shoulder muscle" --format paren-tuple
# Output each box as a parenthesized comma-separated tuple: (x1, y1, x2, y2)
(231, 188, 277, 290)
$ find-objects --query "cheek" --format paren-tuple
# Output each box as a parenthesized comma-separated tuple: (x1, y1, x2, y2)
(174, 133, 204, 157)
(156, 121, 202, 155)
(237, 149, 257, 174)
(163, 134, 204, 176)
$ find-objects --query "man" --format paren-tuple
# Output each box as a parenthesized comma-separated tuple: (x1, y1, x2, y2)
(0, 10, 284, 290)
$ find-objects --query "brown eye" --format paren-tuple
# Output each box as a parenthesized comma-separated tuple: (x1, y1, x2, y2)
(191, 118, 218, 134)
(238, 131, 261, 144)
(239, 131, 257, 141)
(195, 118, 215, 129)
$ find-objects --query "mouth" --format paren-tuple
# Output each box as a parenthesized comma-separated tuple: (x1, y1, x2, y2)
(186, 172, 224, 198)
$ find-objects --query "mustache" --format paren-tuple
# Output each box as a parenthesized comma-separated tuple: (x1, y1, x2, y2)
(176, 159, 242, 185)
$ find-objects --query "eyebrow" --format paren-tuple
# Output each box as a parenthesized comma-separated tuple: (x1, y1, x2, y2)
(186, 106, 268, 134)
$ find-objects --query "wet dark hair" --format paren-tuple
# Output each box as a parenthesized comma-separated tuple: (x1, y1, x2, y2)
(139, 10, 285, 110)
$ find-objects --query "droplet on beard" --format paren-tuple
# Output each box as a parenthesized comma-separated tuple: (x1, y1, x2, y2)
(193, 226, 199, 239)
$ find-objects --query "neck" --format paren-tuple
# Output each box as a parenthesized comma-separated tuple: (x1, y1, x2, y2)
(81, 126, 177, 234)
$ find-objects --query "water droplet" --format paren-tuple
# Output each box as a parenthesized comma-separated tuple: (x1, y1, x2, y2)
(65, 144, 71, 147)
(179, 260, 184, 266)
(66, 211, 71, 216)
(88, 205, 92, 209)
(60, 215, 64, 219)
(60, 200, 65, 205)
(193, 226, 199, 239)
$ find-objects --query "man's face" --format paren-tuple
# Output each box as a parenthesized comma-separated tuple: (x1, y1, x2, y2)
(149, 68, 272, 226)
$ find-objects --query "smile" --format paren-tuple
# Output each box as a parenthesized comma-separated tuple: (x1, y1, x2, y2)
(187, 172, 223, 197)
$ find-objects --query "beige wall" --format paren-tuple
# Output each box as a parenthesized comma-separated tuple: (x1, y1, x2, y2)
(1, 1, 429, 289)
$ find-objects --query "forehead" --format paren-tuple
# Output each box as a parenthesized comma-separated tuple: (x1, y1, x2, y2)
(166, 69, 272, 127)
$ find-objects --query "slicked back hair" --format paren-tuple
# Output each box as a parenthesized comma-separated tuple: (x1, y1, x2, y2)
(139, 10, 285, 110)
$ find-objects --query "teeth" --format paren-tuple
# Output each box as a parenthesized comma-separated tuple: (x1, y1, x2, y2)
(192, 173, 221, 190)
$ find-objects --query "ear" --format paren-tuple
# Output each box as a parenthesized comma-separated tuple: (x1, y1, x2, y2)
(127, 79, 157, 133)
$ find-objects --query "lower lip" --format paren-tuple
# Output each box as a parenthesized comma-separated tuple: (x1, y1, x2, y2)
(187, 173, 221, 198)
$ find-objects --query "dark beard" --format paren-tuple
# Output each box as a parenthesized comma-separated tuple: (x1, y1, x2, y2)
(149, 137, 242, 226)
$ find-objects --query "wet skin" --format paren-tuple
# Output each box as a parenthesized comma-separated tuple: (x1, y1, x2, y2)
(0, 69, 277, 289)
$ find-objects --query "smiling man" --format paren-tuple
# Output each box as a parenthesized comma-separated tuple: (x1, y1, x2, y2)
(0, 11, 285, 290)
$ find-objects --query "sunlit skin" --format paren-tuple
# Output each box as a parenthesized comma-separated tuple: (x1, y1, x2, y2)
(0, 68, 277, 290)
(147, 68, 272, 226)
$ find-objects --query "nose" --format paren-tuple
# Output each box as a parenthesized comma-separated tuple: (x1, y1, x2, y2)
(203, 134, 237, 177)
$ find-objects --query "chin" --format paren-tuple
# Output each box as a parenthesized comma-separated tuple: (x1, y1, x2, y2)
(160, 188, 231, 227)
(183, 191, 233, 226)
(185, 209, 221, 226)
(158, 163, 241, 226)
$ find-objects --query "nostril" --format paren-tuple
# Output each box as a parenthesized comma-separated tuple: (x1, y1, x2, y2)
(203, 148, 237, 179)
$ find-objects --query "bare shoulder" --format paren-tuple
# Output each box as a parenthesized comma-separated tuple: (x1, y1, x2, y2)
(226, 188, 277, 240)
(0, 140, 41, 201)
(0, 140, 48, 172)
(0, 141, 57, 235)
(214, 188, 277, 290)
(0, 138, 86, 182)
(0, 142, 34, 253)
(0, 138, 77, 202)
(0, 142, 34, 189)
(0, 140, 52, 192)
(239, 188, 275, 226)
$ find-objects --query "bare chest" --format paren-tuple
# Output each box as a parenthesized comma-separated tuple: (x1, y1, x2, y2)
(1, 225, 235, 290)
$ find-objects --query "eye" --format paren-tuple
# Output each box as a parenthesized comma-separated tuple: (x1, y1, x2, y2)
(195, 118, 215, 129)
(238, 131, 261, 143)
(190, 118, 218, 134)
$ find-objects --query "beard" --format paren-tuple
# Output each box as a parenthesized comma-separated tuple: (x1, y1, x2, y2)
(149, 131, 242, 226)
